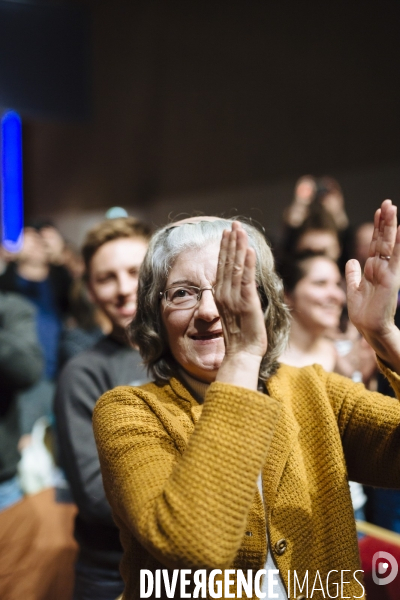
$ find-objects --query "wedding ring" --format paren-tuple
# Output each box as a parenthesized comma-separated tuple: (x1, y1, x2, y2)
(379, 255, 391, 261)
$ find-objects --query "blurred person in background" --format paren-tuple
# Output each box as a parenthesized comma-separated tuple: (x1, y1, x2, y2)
(316, 176, 349, 231)
(280, 202, 342, 264)
(314, 177, 353, 271)
(295, 209, 342, 261)
(278, 251, 377, 389)
(278, 251, 377, 524)
(281, 175, 352, 271)
(0, 224, 72, 438)
(0, 291, 42, 511)
(279, 252, 346, 371)
(27, 218, 84, 279)
(35, 219, 66, 266)
(283, 175, 349, 233)
(282, 174, 317, 228)
(54, 217, 151, 600)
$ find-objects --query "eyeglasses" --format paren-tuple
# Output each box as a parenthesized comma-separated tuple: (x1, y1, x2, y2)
(159, 285, 215, 309)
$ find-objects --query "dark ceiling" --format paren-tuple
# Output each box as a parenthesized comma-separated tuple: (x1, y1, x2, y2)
(1, 0, 399, 214)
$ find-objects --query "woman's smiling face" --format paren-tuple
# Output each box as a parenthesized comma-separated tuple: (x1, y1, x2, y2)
(161, 242, 225, 383)
(288, 256, 345, 332)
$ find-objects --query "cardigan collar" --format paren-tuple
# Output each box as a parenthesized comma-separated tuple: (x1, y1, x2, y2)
(178, 369, 208, 403)
(168, 376, 201, 406)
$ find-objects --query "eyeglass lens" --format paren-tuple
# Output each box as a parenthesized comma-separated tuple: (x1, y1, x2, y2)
(165, 286, 213, 307)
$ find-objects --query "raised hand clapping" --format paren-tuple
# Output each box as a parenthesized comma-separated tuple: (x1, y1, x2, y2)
(346, 199, 400, 372)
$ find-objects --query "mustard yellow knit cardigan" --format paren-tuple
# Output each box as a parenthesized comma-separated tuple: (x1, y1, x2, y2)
(93, 362, 400, 599)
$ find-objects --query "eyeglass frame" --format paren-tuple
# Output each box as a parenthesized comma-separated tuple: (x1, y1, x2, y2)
(159, 283, 268, 311)
(159, 285, 215, 309)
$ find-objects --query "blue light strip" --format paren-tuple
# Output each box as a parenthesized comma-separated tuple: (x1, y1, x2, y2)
(1, 111, 24, 252)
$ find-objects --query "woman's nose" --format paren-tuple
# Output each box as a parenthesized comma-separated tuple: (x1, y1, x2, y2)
(117, 272, 136, 296)
(195, 289, 219, 320)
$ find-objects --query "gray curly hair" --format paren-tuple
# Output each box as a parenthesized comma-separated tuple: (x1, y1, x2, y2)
(130, 217, 290, 382)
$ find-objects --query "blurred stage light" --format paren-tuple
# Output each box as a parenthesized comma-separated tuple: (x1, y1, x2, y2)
(1, 110, 24, 253)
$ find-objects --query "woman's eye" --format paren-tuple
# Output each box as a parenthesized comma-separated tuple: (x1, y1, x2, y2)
(171, 287, 193, 299)
(97, 274, 113, 283)
(312, 280, 327, 286)
(167, 287, 200, 304)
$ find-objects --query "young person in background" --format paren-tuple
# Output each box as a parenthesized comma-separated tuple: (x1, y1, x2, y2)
(54, 217, 151, 600)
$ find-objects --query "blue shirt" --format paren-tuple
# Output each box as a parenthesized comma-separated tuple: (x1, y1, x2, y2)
(15, 276, 62, 379)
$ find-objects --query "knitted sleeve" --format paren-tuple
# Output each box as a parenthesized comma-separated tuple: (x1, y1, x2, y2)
(319, 362, 400, 487)
(93, 381, 280, 570)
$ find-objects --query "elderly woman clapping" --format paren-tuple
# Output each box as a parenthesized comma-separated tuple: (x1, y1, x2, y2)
(94, 201, 400, 600)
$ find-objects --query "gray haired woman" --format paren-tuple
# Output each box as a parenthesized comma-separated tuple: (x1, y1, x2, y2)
(94, 203, 400, 600)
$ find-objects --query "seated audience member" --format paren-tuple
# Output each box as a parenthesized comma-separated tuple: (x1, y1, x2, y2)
(0, 225, 72, 435)
(93, 200, 400, 600)
(54, 217, 151, 600)
(0, 291, 42, 511)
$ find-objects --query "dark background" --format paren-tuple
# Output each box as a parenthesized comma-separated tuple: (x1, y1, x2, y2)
(1, 0, 399, 241)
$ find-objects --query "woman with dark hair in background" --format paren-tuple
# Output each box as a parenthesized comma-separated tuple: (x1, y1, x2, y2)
(279, 252, 345, 371)
(278, 251, 376, 384)
(278, 251, 377, 525)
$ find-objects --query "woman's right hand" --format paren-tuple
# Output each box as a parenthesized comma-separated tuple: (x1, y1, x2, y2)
(346, 199, 400, 374)
(214, 222, 267, 390)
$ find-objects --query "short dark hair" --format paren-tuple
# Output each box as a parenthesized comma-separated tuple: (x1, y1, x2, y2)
(278, 251, 338, 295)
(300, 203, 338, 234)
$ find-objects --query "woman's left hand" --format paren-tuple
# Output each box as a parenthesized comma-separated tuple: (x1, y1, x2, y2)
(346, 199, 400, 371)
